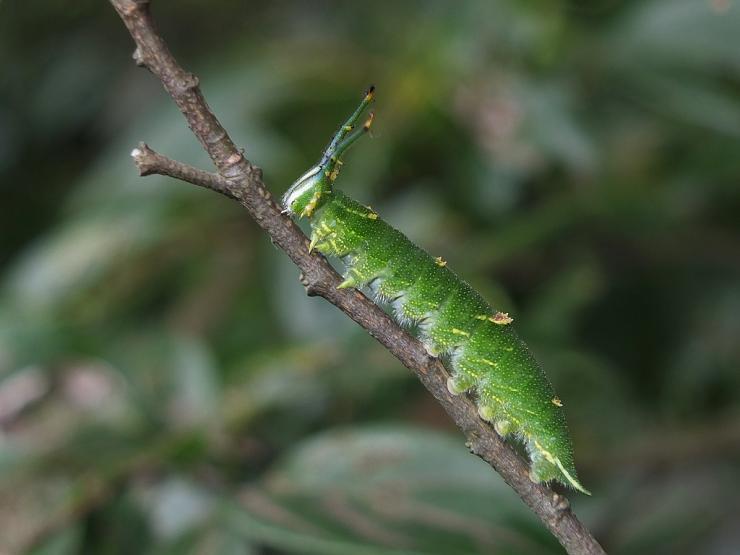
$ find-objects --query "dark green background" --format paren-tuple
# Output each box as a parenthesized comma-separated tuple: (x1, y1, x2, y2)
(1, 1, 739, 553)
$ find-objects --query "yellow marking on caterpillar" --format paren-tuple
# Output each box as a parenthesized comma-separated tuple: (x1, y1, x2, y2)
(524, 408, 537, 416)
(503, 346, 514, 352)
(475, 314, 488, 321)
(320, 222, 332, 234)
(454, 361, 482, 379)
(434, 256, 447, 267)
(551, 397, 563, 407)
(308, 236, 318, 253)
(451, 328, 470, 337)
(486, 379, 520, 394)
(345, 205, 379, 220)
(302, 191, 321, 217)
(533, 440, 557, 465)
(363, 112, 375, 131)
(479, 358, 498, 368)
(490, 312, 513, 325)
(489, 392, 506, 406)
(329, 238, 340, 252)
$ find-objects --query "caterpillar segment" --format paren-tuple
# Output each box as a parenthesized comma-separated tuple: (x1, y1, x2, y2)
(282, 87, 590, 495)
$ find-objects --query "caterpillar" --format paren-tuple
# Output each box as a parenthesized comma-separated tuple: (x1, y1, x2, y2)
(282, 87, 590, 495)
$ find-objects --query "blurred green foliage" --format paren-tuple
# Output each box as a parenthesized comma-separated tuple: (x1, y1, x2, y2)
(1, 0, 740, 553)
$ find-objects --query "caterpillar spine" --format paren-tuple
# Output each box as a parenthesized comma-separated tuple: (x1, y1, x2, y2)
(282, 87, 590, 495)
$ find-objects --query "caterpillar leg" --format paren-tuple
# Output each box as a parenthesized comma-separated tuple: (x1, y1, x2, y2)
(493, 419, 514, 436)
(446, 373, 476, 395)
(337, 253, 387, 290)
(476, 404, 514, 437)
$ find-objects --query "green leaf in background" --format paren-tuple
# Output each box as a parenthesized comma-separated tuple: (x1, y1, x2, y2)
(228, 426, 560, 555)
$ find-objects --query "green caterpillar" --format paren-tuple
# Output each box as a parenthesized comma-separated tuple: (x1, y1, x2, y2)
(282, 87, 590, 495)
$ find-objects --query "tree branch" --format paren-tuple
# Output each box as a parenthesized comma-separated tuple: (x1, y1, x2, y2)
(109, 1, 606, 553)
(131, 142, 238, 199)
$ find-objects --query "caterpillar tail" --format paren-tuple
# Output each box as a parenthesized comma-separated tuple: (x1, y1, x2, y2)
(533, 452, 591, 495)
(555, 459, 591, 495)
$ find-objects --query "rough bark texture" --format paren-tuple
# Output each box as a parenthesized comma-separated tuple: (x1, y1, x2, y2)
(110, 1, 607, 553)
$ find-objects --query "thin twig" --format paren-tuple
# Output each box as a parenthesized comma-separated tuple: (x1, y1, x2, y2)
(131, 142, 238, 199)
(109, 1, 606, 553)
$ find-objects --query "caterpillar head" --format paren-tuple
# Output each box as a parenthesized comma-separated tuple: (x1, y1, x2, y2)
(282, 165, 330, 218)
(283, 86, 375, 219)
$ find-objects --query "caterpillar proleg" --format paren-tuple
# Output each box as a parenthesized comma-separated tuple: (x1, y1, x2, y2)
(282, 87, 590, 495)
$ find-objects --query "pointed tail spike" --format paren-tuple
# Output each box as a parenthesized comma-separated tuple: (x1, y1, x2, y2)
(555, 458, 592, 496)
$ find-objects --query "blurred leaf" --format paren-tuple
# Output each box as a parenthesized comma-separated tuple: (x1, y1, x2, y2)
(228, 426, 561, 554)
(137, 477, 215, 541)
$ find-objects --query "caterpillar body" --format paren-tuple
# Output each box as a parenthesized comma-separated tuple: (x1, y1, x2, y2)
(282, 87, 589, 495)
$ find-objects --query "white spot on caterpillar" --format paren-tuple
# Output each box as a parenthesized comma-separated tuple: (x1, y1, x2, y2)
(551, 397, 563, 407)
(130, 148, 142, 158)
(434, 256, 447, 267)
